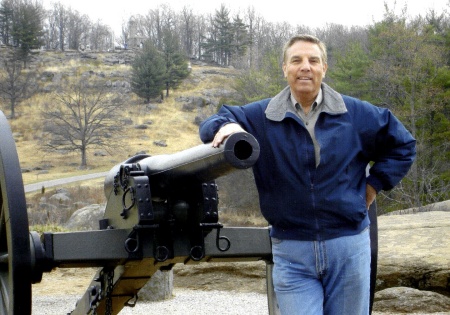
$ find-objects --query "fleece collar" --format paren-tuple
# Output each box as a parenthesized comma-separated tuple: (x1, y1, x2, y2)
(265, 83, 347, 121)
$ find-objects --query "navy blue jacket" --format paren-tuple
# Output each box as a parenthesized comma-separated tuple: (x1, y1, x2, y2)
(199, 84, 416, 241)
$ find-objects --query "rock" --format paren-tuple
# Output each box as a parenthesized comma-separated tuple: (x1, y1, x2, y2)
(373, 287, 450, 313)
(49, 192, 71, 203)
(94, 150, 108, 156)
(38, 203, 57, 212)
(153, 140, 167, 147)
(377, 211, 450, 296)
(138, 270, 174, 301)
(40, 71, 54, 81)
(385, 199, 450, 215)
(64, 204, 105, 230)
(56, 188, 70, 195)
(179, 96, 207, 112)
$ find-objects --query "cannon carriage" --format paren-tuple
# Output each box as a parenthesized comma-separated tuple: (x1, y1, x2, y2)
(0, 109, 277, 315)
(0, 110, 377, 314)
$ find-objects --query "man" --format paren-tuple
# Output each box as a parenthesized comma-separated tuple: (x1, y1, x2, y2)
(199, 35, 416, 314)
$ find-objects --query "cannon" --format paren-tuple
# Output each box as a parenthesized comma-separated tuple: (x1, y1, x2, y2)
(0, 109, 274, 315)
(0, 109, 378, 314)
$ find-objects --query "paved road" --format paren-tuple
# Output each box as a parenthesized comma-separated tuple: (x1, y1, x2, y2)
(24, 171, 109, 193)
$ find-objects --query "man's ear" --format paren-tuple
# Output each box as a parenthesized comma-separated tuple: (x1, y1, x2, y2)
(322, 63, 328, 78)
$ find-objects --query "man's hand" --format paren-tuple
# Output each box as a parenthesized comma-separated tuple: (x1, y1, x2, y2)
(366, 184, 377, 209)
(212, 123, 246, 147)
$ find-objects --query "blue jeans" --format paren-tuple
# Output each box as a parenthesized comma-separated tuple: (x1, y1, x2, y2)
(272, 228, 371, 315)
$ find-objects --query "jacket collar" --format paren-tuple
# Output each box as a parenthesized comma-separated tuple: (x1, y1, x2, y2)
(265, 83, 347, 121)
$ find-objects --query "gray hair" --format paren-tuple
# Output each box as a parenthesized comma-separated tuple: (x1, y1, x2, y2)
(283, 34, 328, 64)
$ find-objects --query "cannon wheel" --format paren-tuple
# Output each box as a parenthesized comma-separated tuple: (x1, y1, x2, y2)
(0, 110, 32, 314)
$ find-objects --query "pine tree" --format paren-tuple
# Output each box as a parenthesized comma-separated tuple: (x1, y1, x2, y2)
(0, 0, 44, 66)
(161, 28, 190, 97)
(131, 42, 166, 102)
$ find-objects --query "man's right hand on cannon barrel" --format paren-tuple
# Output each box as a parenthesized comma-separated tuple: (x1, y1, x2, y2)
(212, 123, 246, 148)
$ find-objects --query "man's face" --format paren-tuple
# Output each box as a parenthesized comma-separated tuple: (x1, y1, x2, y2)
(282, 40, 327, 103)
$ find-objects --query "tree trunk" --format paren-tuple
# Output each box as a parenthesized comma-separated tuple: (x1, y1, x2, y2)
(81, 147, 87, 167)
(10, 98, 15, 119)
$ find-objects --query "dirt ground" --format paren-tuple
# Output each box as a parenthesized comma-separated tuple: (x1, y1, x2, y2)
(32, 261, 268, 297)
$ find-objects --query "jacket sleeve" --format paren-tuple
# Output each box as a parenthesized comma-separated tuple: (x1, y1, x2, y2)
(364, 106, 416, 192)
(199, 113, 238, 143)
(199, 103, 261, 143)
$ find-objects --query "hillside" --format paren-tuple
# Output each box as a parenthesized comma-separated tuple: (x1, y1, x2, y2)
(4, 50, 239, 186)
(2, 50, 265, 228)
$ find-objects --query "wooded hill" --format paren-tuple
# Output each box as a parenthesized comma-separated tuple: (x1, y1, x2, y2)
(0, 1, 448, 214)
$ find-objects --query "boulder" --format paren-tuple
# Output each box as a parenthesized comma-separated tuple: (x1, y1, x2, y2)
(377, 211, 450, 296)
(373, 287, 450, 313)
(138, 270, 173, 301)
(385, 199, 450, 215)
(49, 192, 71, 203)
(64, 204, 105, 230)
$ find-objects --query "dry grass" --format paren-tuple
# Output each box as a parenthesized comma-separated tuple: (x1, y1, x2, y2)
(1, 51, 266, 228)
(9, 60, 223, 185)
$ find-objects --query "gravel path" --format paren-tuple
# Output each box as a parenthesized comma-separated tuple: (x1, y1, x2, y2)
(31, 290, 450, 315)
(32, 289, 269, 315)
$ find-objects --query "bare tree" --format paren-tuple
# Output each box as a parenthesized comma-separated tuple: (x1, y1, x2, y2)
(53, 2, 67, 51)
(45, 2, 110, 51)
(89, 20, 113, 51)
(0, 47, 34, 118)
(41, 77, 125, 167)
(118, 19, 130, 49)
(66, 8, 90, 50)
(180, 6, 194, 57)
(43, 6, 58, 50)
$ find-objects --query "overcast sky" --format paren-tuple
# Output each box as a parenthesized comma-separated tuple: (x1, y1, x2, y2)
(44, 0, 449, 34)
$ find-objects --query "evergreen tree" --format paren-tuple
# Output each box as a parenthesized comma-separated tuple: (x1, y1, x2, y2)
(202, 5, 250, 66)
(327, 40, 371, 100)
(366, 10, 450, 209)
(231, 14, 250, 58)
(233, 48, 285, 103)
(161, 28, 190, 97)
(214, 5, 232, 65)
(0, 1, 13, 45)
(0, 0, 44, 65)
(12, 1, 43, 62)
(131, 42, 166, 102)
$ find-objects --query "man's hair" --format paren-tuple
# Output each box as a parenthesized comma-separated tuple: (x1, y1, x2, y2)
(283, 34, 328, 64)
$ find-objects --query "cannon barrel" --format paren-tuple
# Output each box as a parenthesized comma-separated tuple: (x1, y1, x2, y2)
(101, 132, 260, 230)
(104, 132, 260, 199)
